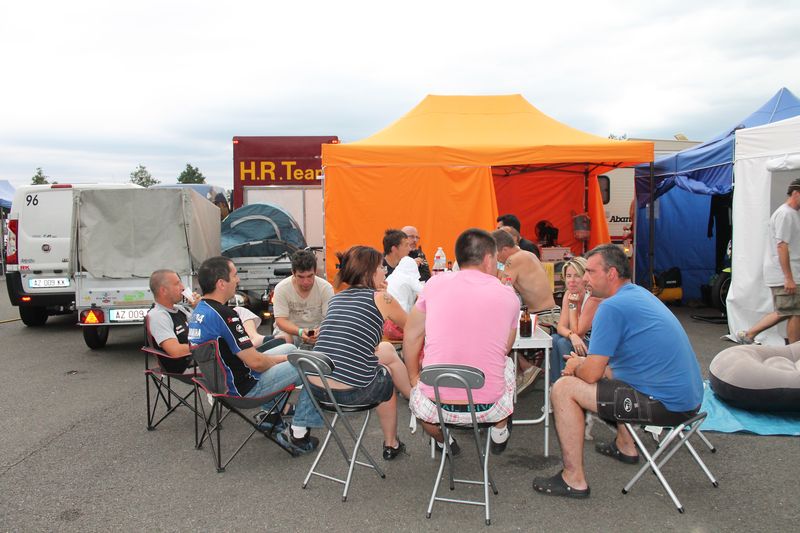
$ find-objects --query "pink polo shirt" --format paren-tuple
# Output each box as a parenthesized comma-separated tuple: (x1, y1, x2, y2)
(416, 269, 519, 403)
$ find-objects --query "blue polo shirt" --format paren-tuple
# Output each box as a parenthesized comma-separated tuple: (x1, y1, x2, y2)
(588, 283, 703, 412)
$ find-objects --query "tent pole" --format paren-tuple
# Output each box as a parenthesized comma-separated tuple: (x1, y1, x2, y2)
(583, 167, 589, 255)
(648, 162, 655, 290)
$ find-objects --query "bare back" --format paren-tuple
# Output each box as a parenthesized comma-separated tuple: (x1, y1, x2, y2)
(504, 249, 556, 313)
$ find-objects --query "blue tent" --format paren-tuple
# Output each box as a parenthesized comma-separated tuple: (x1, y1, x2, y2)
(633, 88, 800, 299)
(221, 203, 306, 259)
(0, 180, 14, 210)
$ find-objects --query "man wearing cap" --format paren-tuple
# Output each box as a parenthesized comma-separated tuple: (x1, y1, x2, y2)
(740, 178, 800, 344)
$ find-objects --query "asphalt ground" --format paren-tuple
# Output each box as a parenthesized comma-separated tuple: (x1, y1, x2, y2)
(0, 283, 798, 532)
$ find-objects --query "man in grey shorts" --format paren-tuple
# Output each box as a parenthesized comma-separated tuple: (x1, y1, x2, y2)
(739, 178, 800, 344)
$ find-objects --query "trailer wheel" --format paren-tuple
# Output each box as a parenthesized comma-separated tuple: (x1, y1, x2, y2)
(711, 271, 731, 313)
(19, 306, 48, 327)
(83, 325, 109, 349)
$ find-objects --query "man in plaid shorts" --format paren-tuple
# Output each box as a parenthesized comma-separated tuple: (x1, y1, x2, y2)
(403, 228, 520, 455)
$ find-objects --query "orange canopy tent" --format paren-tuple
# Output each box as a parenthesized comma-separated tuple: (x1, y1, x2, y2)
(322, 94, 653, 280)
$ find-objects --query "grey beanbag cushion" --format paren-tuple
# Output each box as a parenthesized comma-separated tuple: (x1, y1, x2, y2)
(709, 343, 800, 412)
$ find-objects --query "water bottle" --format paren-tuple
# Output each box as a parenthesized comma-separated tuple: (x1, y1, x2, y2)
(433, 247, 446, 275)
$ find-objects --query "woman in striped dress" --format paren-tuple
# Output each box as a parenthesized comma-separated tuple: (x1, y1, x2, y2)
(308, 246, 412, 460)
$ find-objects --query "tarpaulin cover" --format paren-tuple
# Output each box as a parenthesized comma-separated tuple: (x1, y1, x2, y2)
(323, 94, 652, 280)
(727, 115, 800, 345)
(221, 202, 306, 258)
(0, 180, 14, 210)
(634, 88, 800, 298)
(71, 188, 220, 278)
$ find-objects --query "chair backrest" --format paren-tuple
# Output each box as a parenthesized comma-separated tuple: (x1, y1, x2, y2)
(420, 364, 485, 390)
(191, 340, 228, 394)
(287, 350, 335, 376)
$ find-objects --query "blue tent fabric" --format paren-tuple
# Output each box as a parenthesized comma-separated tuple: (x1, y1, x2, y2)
(634, 88, 800, 299)
(0, 180, 15, 210)
(221, 203, 306, 258)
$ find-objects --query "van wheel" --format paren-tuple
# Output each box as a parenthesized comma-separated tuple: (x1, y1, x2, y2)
(83, 325, 109, 349)
(19, 306, 48, 327)
(711, 271, 731, 313)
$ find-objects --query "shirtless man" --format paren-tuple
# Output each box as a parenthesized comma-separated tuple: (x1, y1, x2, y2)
(492, 229, 557, 392)
(492, 229, 556, 313)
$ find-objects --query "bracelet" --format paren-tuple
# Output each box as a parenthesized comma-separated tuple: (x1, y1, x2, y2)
(298, 328, 304, 338)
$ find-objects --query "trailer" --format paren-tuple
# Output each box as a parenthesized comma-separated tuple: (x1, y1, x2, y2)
(71, 188, 220, 349)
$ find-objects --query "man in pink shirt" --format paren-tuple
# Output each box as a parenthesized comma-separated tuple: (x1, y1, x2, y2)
(404, 228, 520, 455)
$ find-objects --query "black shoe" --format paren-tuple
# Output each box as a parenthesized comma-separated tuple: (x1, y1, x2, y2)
(255, 411, 287, 435)
(490, 438, 509, 455)
(277, 429, 319, 455)
(382, 439, 406, 460)
(436, 438, 461, 457)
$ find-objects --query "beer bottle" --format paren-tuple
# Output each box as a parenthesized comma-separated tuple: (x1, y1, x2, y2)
(519, 305, 532, 338)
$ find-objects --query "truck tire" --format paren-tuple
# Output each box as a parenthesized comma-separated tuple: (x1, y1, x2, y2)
(19, 306, 48, 327)
(83, 325, 109, 349)
(711, 271, 731, 313)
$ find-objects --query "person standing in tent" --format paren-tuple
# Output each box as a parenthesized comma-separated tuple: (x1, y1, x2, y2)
(402, 225, 431, 281)
(737, 178, 800, 344)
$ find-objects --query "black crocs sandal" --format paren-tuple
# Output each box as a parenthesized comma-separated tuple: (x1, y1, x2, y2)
(532, 471, 590, 499)
(595, 441, 639, 464)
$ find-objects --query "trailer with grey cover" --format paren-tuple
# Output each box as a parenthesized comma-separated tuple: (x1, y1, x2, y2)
(70, 188, 220, 349)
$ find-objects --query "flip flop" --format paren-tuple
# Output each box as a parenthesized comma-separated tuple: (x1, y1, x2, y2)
(532, 471, 590, 499)
(595, 441, 640, 464)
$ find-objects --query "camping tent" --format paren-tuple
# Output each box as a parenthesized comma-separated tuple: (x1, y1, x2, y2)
(0, 180, 14, 210)
(727, 115, 800, 345)
(322, 94, 653, 280)
(633, 88, 800, 299)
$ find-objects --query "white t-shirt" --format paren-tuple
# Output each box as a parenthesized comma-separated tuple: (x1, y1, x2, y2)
(763, 202, 800, 286)
(272, 275, 334, 333)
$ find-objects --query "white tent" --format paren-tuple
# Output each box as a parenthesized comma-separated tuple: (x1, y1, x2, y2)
(727, 115, 800, 345)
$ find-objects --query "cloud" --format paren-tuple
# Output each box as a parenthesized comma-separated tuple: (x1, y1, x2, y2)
(1, 0, 800, 189)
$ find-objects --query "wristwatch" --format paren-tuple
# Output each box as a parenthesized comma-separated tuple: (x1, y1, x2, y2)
(568, 303, 577, 310)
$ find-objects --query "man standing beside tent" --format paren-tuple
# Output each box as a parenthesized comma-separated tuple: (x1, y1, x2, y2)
(740, 178, 800, 344)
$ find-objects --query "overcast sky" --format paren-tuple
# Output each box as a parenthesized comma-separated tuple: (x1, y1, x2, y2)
(1, 0, 799, 190)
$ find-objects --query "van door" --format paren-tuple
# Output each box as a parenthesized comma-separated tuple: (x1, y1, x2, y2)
(16, 187, 73, 287)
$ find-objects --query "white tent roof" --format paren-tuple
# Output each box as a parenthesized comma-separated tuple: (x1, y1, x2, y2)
(728, 115, 800, 345)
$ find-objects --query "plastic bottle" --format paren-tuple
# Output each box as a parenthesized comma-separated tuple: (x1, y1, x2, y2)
(433, 247, 446, 275)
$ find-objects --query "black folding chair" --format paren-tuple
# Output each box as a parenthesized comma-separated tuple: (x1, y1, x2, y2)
(420, 364, 498, 526)
(622, 412, 719, 513)
(191, 340, 296, 472)
(287, 350, 385, 502)
(143, 315, 201, 447)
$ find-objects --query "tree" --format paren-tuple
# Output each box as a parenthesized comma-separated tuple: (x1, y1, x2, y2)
(129, 164, 160, 187)
(31, 167, 49, 185)
(177, 164, 206, 184)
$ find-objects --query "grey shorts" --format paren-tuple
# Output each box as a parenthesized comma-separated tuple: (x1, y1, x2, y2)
(770, 286, 800, 316)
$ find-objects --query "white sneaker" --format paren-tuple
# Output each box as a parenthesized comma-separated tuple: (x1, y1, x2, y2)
(736, 331, 755, 345)
(516, 366, 541, 394)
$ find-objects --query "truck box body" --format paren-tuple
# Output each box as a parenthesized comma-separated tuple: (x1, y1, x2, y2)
(71, 188, 220, 347)
(232, 136, 338, 253)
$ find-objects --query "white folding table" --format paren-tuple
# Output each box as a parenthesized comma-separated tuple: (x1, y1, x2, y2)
(512, 325, 553, 457)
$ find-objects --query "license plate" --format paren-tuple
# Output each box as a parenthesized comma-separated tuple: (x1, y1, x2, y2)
(28, 277, 70, 288)
(109, 308, 148, 322)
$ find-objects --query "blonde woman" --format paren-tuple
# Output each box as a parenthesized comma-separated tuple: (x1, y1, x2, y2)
(549, 257, 602, 384)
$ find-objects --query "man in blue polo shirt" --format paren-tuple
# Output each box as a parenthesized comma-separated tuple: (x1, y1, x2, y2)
(533, 244, 702, 499)
(188, 256, 322, 455)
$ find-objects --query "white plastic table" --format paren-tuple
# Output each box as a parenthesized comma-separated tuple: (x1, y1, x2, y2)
(512, 325, 553, 457)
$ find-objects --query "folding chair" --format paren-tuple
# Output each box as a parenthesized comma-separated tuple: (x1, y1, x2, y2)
(622, 412, 719, 513)
(142, 315, 201, 447)
(287, 350, 385, 502)
(191, 340, 296, 472)
(420, 364, 498, 526)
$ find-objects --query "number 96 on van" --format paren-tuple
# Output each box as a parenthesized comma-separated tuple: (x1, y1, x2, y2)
(109, 308, 148, 322)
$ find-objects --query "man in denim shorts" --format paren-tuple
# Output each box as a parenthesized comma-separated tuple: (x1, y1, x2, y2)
(532, 244, 703, 499)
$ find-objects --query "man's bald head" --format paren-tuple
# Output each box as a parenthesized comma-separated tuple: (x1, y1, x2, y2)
(402, 226, 420, 250)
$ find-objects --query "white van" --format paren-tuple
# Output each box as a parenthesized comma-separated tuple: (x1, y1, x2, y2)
(5, 183, 141, 326)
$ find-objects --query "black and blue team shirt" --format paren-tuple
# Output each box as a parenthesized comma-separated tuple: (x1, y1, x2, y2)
(188, 299, 256, 396)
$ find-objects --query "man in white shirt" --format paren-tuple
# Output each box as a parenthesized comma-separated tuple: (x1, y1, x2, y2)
(273, 250, 334, 346)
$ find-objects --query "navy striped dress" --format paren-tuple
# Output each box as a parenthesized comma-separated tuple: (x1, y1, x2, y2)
(314, 287, 384, 388)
